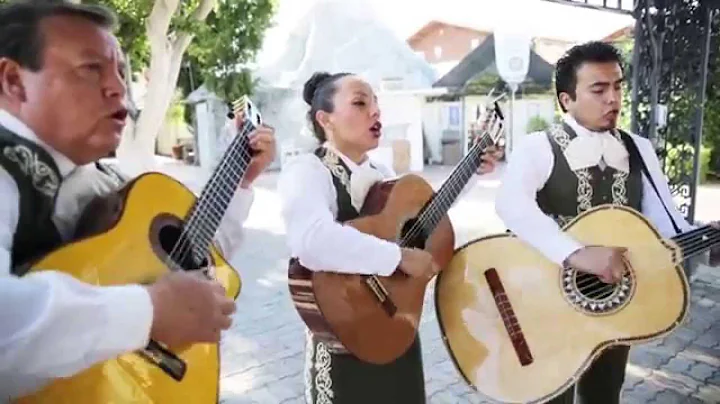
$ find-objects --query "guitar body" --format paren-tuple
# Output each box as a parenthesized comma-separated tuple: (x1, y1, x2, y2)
(16, 172, 241, 404)
(435, 205, 689, 404)
(289, 174, 455, 364)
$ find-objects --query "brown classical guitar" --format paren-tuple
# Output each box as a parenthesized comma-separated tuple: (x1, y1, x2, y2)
(288, 99, 505, 364)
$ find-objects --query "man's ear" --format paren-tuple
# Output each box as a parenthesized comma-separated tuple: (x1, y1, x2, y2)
(558, 92, 572, 112)
(0, 58, 27, 103)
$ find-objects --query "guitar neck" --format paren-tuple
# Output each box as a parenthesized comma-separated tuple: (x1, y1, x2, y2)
(407, 133, 495, 242)
(183, 119, 254, 258)
(672, 224, 720, 260)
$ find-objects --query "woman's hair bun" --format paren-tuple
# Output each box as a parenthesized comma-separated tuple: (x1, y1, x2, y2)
(303, 71, 332, 105)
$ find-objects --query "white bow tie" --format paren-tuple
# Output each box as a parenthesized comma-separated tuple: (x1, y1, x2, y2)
(348, 164, 384, 212)
(564, 132, 629, 173)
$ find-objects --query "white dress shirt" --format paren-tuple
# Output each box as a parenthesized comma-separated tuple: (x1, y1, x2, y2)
(0, 109, 253, 399)
(495, 114, 694, 266)
(278, 144, 402, 276)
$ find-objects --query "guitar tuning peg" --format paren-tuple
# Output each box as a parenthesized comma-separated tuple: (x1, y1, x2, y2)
(226, 102, 235, 119)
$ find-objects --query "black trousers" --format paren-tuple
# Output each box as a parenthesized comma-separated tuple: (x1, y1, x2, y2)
(546, 345, 630, 404)
(304, 332, 425, 404)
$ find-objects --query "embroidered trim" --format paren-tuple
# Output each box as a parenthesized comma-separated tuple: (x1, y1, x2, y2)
(575, 170, 593, 214)
(611, 171, 629, 205)
(321, 149, 350, 191)
(3, 144, 59, 198)
(314, 341, 334, 404)
(609, 131, 629, 206)
(548, 125, 593, 214)
(304, 330, 314, 404)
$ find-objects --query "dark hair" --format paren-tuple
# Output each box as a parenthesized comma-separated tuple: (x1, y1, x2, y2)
(303, 71, 351, 142)
(0, 0, 117, 71)
(554, 41, 623, 112)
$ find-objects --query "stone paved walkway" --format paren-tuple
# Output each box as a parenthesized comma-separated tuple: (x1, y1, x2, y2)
(156, 161, 720, 404)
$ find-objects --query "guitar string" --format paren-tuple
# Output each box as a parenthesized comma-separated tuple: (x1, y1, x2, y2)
(399, 119, 501, 246)
(170, 137, 253, 266)
(681, 230, 720, 257)
(168, 149, 253, 270)
(573, 228, 719, 292)
(571, 222, 717, 288)
(569, 227, 720, 300)
(165, 118, 255, 269)
(181, 117, 254, 232)
(167, 123, 253, 266)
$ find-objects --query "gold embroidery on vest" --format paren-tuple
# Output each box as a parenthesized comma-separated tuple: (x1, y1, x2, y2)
(548, 125, 593, 214)
(609, 131, 629, 205)
(320, 149, 351, 193)
(3, 144, 59, 198)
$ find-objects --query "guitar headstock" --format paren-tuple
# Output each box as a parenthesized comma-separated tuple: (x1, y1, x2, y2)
(227, 95, 262, 131)
(472, 93, 506, 150)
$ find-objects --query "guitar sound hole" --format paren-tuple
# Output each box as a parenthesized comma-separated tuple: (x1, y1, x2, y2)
(561, 265, 635, 315)
(400, 218, 427, 249)
(150, 214, 209, 271)
(575, 273, 615, 300)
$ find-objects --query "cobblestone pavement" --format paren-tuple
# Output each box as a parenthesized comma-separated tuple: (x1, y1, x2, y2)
(158, 161, 720, 404)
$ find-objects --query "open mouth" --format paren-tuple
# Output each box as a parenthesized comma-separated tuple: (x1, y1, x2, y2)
(110, 108, 128, 123)
(370, 121, 382, 138)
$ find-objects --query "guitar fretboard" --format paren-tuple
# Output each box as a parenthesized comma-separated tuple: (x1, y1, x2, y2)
(673, 224, 720, 259)
(174, 116, 255, 264)
(401, 120, 501, 246)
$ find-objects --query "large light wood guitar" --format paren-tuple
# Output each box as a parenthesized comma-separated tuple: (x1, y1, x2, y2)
(15, 97, 261, 404)
(288, 99, 505, 364)
(435, 204, 720, 404)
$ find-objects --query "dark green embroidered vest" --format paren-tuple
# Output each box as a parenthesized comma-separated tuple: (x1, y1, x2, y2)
(536, 123, 643, 227)
(0, 126, 63, 273)
(314, 147, 360, 222)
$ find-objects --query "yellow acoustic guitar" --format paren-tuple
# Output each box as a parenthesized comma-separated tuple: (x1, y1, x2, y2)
(15, 97, 260, 404)
(435, 204, 719, 404)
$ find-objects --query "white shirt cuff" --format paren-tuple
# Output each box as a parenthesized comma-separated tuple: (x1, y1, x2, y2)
(548, 239, 584, 267)
(375, 243, 402, 276)
(100, 285, 153, 354)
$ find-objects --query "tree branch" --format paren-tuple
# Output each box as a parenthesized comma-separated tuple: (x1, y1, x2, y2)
(190, 0, 217, 22)
(147, 0, 181, 51)
(169, 0, 216, 78)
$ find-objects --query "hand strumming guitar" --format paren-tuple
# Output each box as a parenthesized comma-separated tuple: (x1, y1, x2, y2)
(398, 248, 440, 280)
(147, 272, 236, 348)
(564, 246, 627, 284)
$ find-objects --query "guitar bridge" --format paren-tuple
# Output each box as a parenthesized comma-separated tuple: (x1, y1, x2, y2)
(137, 339, 187, 382)
(364, 275, 397, 317)
(484, 268, 533, 366)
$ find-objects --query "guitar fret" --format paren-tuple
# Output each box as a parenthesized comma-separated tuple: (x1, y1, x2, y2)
(176, 113, 255, 262)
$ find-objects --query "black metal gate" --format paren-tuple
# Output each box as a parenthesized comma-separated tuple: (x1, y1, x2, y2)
(542, 0, 719, 224)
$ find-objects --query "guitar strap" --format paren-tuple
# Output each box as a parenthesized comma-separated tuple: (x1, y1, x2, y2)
(617, 129, 682, 234)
